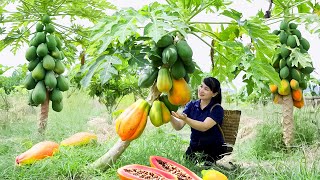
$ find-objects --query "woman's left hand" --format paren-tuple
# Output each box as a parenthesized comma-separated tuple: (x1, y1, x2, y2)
(171, 111, 188, 121)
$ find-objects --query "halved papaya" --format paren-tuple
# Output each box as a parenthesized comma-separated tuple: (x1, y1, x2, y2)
(150, 156, 201, 180)
(117, 164, 177, 180)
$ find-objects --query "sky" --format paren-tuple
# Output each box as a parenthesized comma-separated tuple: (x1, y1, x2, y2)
(1, 0, 319, 82)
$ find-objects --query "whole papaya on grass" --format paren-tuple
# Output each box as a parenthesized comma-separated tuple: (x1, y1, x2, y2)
(201, 169, 228, 180)
(60, 132, 97, 146)
(150, 155, 201, 180)
(115, 99, 150, 141)
(15, 141, 59, 166)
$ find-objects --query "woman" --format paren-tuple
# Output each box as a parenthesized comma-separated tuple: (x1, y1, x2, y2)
(170, 77, 226, 165)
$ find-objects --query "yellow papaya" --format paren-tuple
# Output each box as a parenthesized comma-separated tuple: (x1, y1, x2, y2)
(290, 79, 299, 90)
(202, 169, 228, 180)
(156, 67, 172, 93)
(149, 100, 171, 127)
(293, 96, 304, 108)
(115, 99, 150, 141)
(168, 78, 191, 106)
(15, 141, 59, 166)
(60, 132, 97, 146)
(278, 79, 291, 96)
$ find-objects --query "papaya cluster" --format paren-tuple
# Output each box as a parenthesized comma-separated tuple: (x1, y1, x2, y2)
(138, 34, 194, 127)
(23, 14, 69, 112)
(270, 20, 314, 108)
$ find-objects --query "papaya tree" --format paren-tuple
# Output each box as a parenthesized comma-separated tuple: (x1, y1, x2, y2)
(77, 0, 320, 171)
(0, 0, 116, 133)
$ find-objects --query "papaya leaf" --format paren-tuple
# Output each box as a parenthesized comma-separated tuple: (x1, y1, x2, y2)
(221, 9, 242, 21)
(251, 60, 281, 87)
(289, 48, 313, 68)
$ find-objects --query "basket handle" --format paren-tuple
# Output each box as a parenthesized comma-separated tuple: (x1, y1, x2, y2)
(210, 104, 226, 143)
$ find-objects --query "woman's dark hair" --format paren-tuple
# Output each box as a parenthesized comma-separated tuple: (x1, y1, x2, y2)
(203, 77, 222, 104)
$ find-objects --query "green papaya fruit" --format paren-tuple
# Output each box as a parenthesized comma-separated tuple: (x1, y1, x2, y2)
(55, 36, 62, 50)
(301, 66, 314, 74)
(32, 81, 46, 104)
(176, 40, 193, 61)
(51, 47, 62, 60)
(272, 30, 280, 35)
(28, 90, 39, 106)
(280, 20, 288, 30)
(56, 75, 69, 91)
(32, 62, 46, 80)
(156, 35, 173, 48)
(24, 73, 37, 90)
(44, 71, 57, 89)
(289, 23, 298, 29)
(183, 60, 195, 74)
(184, 73, 190, 83)
(291, 68, 301, 82)
(53, 60, 65, 75)
(291, 29, 301, 39)
(41, 14, 51, 24)
(171, 59, 186, 79)
(46, 34, 57, 51)
(36, 43, 49, 57)
(28, 58, 40, 71)
(300, 38, 310, 51)
(138, 66, 159, 88)
(36, 22, 44, 32)
(162, 44, 177, 66)
(35, 32, 46, 44)
(43, 55, 55, 70)
(280, 46, 290, 58)
(49, 88, 63, 102)
(279, 31, 288, 44)
(52, 100, 63, 112)
(280, 66, 290, 79)
(287, 35, 297, 48)
(25, 46, 37, 61)
(45, 24, 55, 33)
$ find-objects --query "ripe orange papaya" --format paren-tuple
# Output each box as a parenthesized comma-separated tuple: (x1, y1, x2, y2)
(293, 96, 304, 108)
(150, 155, 202, 180)
(292, 88, 303, 101)
(149, 100, 171, 127)
(269, 84, 278, 94)
(168, 78, 191, 106)
(15, 141, 59, 166)
(117, 164, 177, 180)
(115, 99, 150, 141)
(156, 67, 172, 93)
(60, 132, 97, 146)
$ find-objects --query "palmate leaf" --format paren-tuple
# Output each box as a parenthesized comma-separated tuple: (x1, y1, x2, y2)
(81, 55, 121, 87)
(221, 9, 242, 21)
(289, 48, 313, 68)
(243, 17, 278, 62)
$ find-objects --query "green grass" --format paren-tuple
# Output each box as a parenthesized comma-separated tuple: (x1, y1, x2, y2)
(1, 91, 320, 179)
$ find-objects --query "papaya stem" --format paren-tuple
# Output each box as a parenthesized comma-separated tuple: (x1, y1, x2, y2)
(187, 1, 215, 22)
(189, 31, 231, 63)
(90, 139, 131, 171)
(38, 90, 50, 134)
(52, 0, 67, 16)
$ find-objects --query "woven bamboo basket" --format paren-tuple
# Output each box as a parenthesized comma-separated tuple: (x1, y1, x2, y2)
(221, 110, 241, 152)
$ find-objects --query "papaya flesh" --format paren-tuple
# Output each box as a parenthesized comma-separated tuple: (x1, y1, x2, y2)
(15, 141, 59, 166)
(60, 132, 97, 146)
(150, 155, 202, 180)
(117, 164, 177, 180)
(115, 99, 150, 141)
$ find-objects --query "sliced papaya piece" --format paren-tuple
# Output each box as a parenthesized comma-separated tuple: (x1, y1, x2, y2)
(150, 155, 202, 180)
(117, 164, 177, 180)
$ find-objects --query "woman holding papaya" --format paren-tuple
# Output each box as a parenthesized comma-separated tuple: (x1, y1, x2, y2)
(170, 77, 226, 165)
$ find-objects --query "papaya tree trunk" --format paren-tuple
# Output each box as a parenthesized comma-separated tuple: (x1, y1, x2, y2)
(38, 90, 50, 134)
(90, 139, 131, 171)
(281, 94, 294, 147)
(90, 83, 160, 171)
